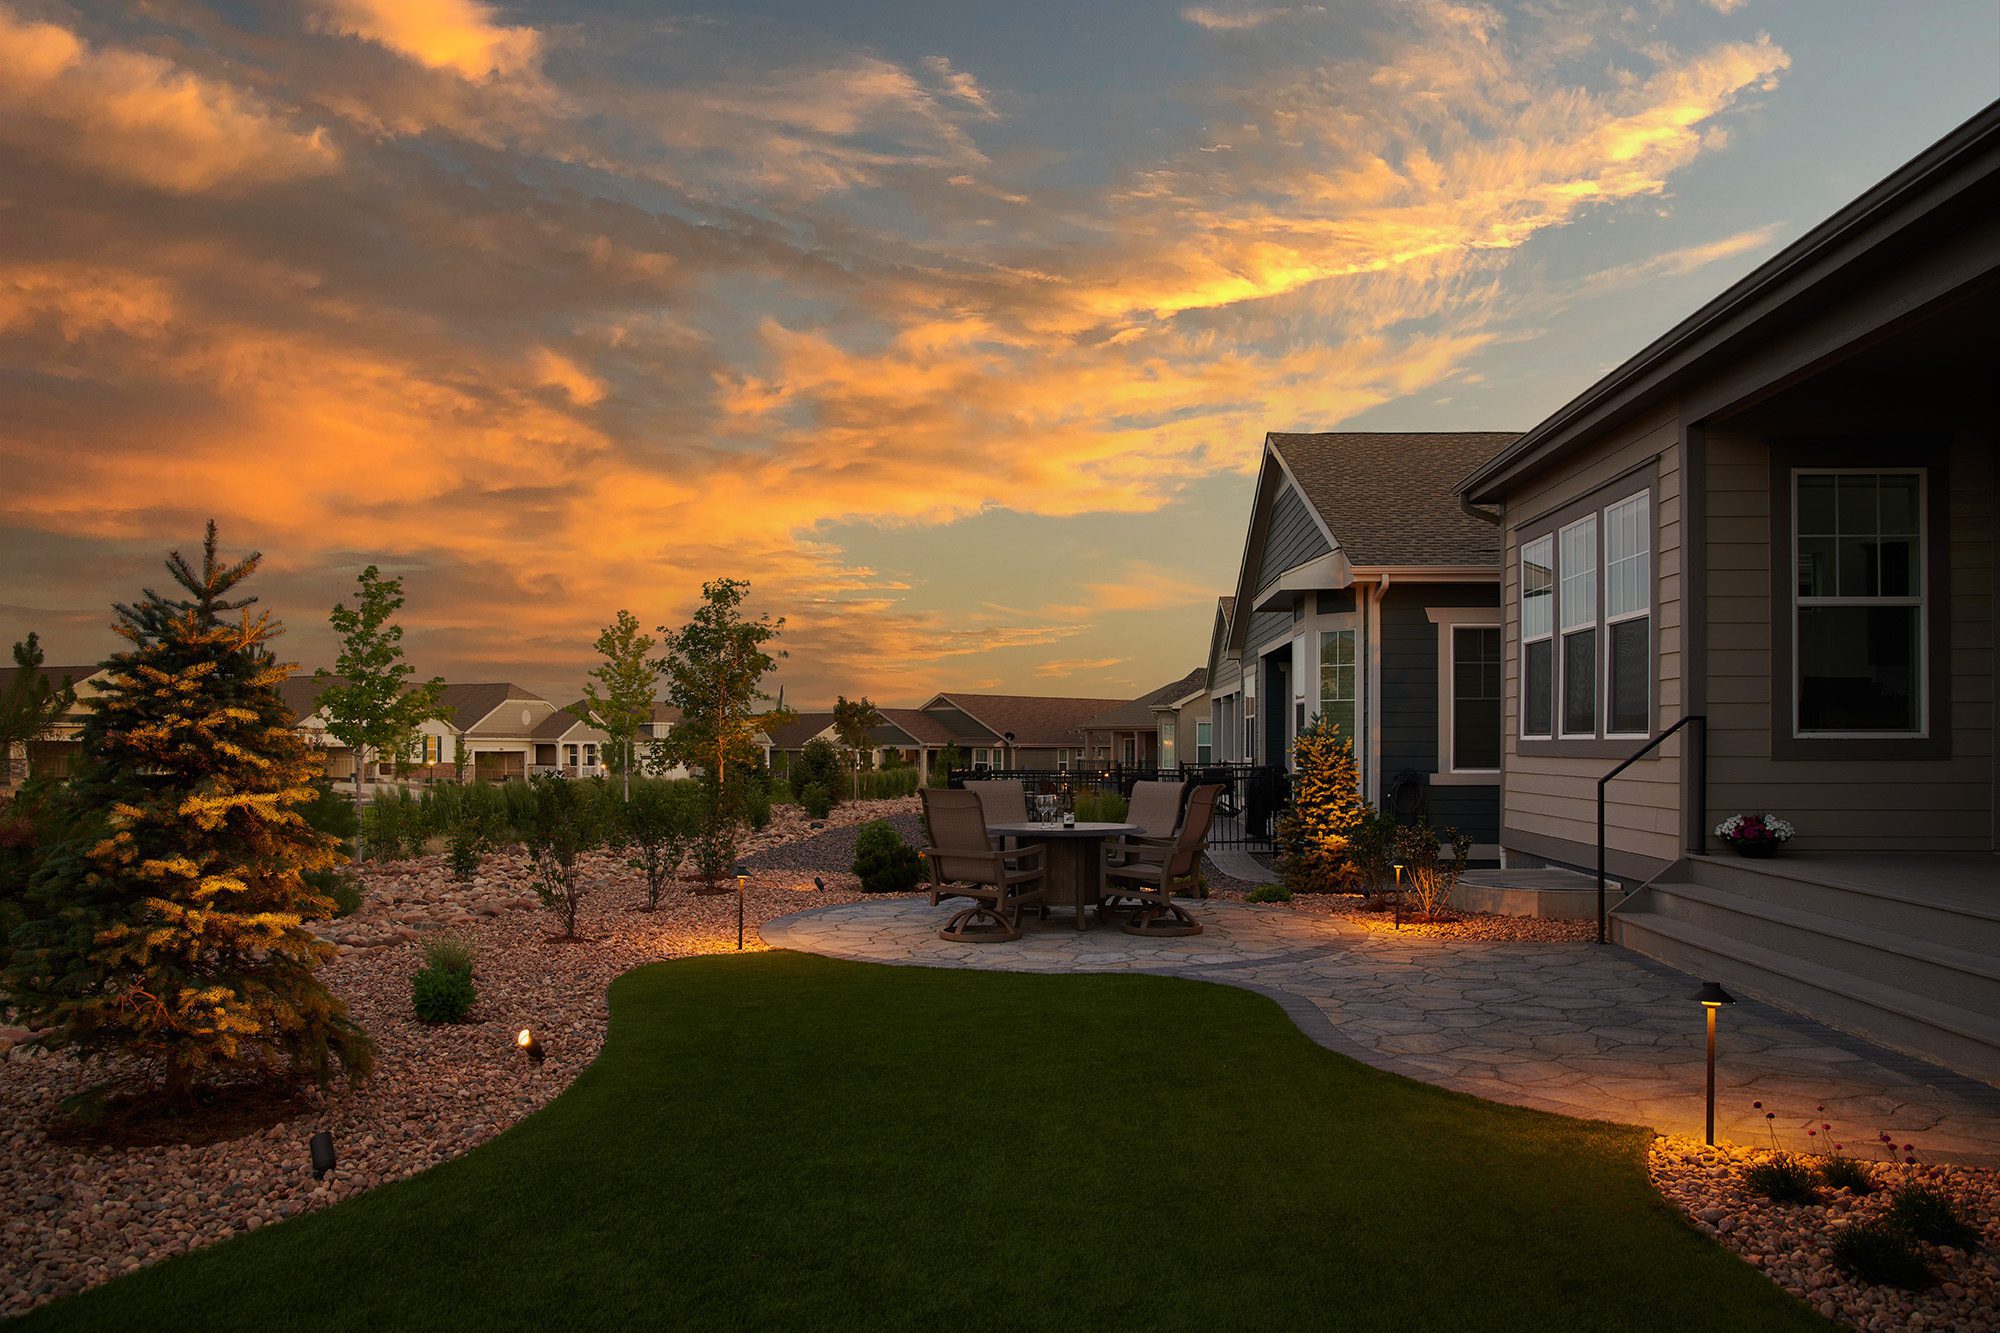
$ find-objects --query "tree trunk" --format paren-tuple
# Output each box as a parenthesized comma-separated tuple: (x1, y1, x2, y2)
(352, 755, 366, 858)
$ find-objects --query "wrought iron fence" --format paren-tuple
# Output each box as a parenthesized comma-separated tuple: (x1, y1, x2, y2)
(944, 762, 1287, 851)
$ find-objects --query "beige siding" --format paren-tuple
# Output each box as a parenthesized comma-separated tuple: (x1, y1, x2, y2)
(1499, 402, 1684, 870)
(1704, 430, 1995, 851)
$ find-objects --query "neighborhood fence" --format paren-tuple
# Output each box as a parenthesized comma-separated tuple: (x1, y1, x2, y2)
(944, 762, 1288, 851)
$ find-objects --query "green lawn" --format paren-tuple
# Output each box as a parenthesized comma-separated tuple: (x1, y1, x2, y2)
(18, 953, 1821, 1331)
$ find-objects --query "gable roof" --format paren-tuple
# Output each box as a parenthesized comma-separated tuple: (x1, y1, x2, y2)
(437, 682, 549, 732)
(874, 707, 957, 747)
(1081, 667, 1209, 731)
(764, 711, 835, 751)
(533, 701, 599, 740)
(275, 674, 336, 724)
(1267, 432, 1517, 567)
(1460, 99, 2000, 502)
(0, 663, 100, 698)
(923, 693, 1130, 748)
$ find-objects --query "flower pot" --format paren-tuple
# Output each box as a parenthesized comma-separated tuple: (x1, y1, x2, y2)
(1731, 840, 1778, 859)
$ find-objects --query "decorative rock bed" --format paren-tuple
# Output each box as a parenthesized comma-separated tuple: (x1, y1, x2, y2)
(1651, 1135, 1998, 1330)
(0, 799, 919, 1317)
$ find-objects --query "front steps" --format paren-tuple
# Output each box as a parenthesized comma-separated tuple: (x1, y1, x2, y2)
(1613, 855, 2000, 1087)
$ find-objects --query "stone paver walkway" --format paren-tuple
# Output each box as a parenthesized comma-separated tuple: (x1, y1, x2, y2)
(764, 897, 2000, 1165)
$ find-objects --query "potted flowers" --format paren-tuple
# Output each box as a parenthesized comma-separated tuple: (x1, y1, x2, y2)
(1714, 813, 1795, 858)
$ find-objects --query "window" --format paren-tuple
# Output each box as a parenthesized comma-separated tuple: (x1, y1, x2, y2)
(1604, 493, 1651, 736)
(1794, 470, 1924, 735)
(1520, 535, 1554, 737)
(563, 744, 578, 768)
(1195, 719, 1212, 765)
(1451, 626, 1502, 771)
(1161, 719, 1176, 761)
(1122, 736, 1136, 764)
(1558, 516, 1597, 736)
(1318, 629, 1357, 742)
(584, 743, 598, 767)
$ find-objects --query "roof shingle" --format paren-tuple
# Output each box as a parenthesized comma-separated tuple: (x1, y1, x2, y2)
(1267, 432, 1517, 568)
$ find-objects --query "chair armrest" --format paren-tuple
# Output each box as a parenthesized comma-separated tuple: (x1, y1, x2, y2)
(1007, 842, 1047, 865)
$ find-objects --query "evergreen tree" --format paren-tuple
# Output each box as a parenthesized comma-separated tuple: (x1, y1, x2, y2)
(0, 633, 78, 785)
(314, 566, 446, 848)
(573, 610, 659, 802)
(8, 524, 372, 1100)
(1274, 714, 1367, 893)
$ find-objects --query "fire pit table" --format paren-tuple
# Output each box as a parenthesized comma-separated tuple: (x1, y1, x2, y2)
(984, 821, 1140, 931)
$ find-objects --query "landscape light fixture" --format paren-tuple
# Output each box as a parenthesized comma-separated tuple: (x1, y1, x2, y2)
(517, 1027, 544, 1064)
(1695, 982, 1735, 1145)
(1392, 863, 1404, 930)
(309, 1131, 336, 1181)
(735, 863, 748, 950)
(813, 876, 826, 892)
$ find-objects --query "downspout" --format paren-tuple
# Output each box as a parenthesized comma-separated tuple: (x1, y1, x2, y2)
(1372, 574, 1391, 807)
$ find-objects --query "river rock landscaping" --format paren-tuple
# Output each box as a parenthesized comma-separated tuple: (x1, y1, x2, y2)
(0, 797, 921, 1318)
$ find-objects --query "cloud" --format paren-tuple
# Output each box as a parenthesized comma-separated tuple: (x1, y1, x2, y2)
(1579, 221, 1784, 289)
(311, 0, 540, 80)
(1183, 5, 1327, 31)
(1036, 657, 1125, 678)
(0, 5, 337, 193)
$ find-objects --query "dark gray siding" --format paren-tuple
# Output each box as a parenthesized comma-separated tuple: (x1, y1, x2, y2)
(1378, 583, 1500, 842)
(1257, 482, 1331, 594)
(1245, 609, 1292, 654)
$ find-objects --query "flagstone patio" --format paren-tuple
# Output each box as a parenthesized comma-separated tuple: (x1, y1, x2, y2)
(763, 897, 2000, 1165)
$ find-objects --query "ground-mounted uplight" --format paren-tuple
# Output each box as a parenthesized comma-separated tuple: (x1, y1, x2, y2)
(735, 863, 748, 950)
(517, 1027, 544, 1064)
(309, 1130, 336, 1180)
(1695, 981, 1735, 1146)
(813, 876, 826, 892)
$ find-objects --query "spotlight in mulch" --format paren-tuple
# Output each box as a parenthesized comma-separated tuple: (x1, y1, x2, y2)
(735, 863, 748, 949)
(309, 1130, 336, 1180)
(1695, 981, 1735, 1145)
(1392, 863, 1404, 930)
(516, 1028, 544, 1064)
(813, 876, 826, 892)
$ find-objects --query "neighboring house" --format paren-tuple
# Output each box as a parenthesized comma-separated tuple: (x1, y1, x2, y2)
(1455, 102, 1999, 1082)
(433, 683, 561, 782)
(0, 662, 103, 784)
(1205, 597, 1241, 765)
(534, 702, 606, 777)
(275, 674, 357, 780)
(1080, 667, 1209, 767)
(1213, 432, 1517, 852)
(762, 705, 992, 782)
(918, 692, 1130, 771)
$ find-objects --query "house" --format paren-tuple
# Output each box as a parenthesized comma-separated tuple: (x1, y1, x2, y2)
(1080, 667, 1209, 767)
(1455, 101, 1999, 1082)
(431, 683, 561, 782)
(0, 662, 104, 784)
(918, 692, 1130, 771)
(1212, 432, 1517, 854)
(276, 675, 355, 779)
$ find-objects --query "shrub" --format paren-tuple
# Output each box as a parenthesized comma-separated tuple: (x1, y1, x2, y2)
(361, 786, 428, 861)
(1246, 884, 1292, 903)
(422, 932, 475, 976)
(622, 779, 695, 910)
(1829, 1220, 1936, 1289)
(326, 872, 365, 918)
(1888, 1184, 1979, 1248)
(791, 738, 845, 806)
(1347, 808, 1400, 902)
(736, 776, 773, 831)
(852, 820, 924, 894)
(1390, 822, 1473, 920)
(928, 743, 964, 787)
(1071, 787, 1128, 823)
(520, 774, 605, 938)
(1819, 1155, 1875, 1195)
(1744, 1154, 1822, 1204)
(800, 782, 832, 820)
(688, 796, 742, 891)
(411, 965, 477, 1024)
(858, 767, 920, 800)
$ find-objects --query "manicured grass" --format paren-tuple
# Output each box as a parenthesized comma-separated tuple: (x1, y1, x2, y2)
(18, 954, 1822, 1331)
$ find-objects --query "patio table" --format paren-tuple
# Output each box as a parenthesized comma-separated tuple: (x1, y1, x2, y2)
(985, 822, 1139, 931)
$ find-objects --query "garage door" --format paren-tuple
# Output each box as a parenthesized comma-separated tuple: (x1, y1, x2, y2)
(474, 750, 526, 781)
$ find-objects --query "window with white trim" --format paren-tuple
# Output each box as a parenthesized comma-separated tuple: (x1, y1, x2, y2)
(1450, 626, 1501, 772)
(1318, 629, 1357, 743)
(1793, 470, 1924, 735)
(1558, 515, 1598, 736)
(1195, 719, 1212, 765)
(1520, 535, 1554, 737)
(1604, 492, 1652, 737)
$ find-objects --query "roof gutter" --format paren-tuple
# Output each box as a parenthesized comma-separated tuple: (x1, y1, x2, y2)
(1459, 495, 1502, 526)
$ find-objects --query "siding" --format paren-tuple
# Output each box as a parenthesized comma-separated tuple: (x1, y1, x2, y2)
(1256, 482, 1332, 596)
(1379, 583, 1500, 842)
(1703, 421, 1995, 852)
(1500, 402, 1685, 873)
(1246, 608, 1293, 655)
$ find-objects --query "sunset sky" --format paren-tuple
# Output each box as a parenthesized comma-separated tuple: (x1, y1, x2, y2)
(1, 1, 1994, 706)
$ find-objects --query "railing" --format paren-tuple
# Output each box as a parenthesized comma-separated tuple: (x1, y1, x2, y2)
(944, 763, 1288, 850)
(1596, 714, 1706, 946)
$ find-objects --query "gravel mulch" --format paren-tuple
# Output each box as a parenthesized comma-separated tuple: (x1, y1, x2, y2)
(1651, 1134, 1998, 1329)
(0, 808, 919, 1318)
(1202, 871, 1599, 943)
(744, 801, 925, 873)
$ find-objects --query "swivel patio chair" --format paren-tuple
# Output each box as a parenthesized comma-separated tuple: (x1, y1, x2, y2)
(1100, 784, 1222, 937)
(919, 788, 1047, 942)
(964, 779, 1029, 827)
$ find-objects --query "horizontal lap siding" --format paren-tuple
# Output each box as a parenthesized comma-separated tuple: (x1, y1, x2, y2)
(1703, 430, 1994, 851)
(1258, 483, 1333, 594)
(1501, 405, 1683, 869)
(1379, 583, 1499, 842)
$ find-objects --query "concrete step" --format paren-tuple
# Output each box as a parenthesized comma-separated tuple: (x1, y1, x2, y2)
(1682, 855, 2000, 953)
(1644, 879, 2000, 1012)
(1612, 909, 2000, 1088)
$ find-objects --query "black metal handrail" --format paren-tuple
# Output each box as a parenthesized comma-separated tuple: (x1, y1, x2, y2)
(1596, 714, 1705, 945)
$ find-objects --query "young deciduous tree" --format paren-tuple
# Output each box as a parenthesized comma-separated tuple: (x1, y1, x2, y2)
(573, 610, 659, 803)
(1273, 714, 1367, 893)
(0, 634, 78, 786)
(7, 523, 373, 1101)
(315, 567, 446, 845)
(831, 695, 884, 801)
(620, 778, 695, 910)
(520, 773, 603, 938)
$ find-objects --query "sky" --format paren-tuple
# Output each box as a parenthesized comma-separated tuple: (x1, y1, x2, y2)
(0, 1, 1994, 707)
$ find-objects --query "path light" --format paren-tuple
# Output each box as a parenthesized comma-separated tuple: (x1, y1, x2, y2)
(1695, 982, 1735, 1146)
(1392, 863, 1404, 931)
(517, 1027, 544, 1063)
(735, 863, 748, 950)
(309, 1131, 336, 1180)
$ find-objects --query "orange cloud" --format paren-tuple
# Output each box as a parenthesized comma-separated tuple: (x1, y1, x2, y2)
(312, 0, 540, 80)
(0, 5, 337, 194)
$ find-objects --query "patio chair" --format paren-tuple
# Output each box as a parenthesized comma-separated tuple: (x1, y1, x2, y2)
(919, 788, 1047, 942)
(1100, 785, 1222, 937)
(964, 779, 1029, 826)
